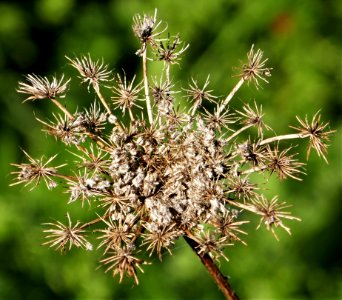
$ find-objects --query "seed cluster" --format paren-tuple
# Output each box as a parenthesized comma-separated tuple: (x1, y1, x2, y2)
(11, 10, 334, 285)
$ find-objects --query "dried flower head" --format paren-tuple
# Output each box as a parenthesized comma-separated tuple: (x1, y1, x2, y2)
(228, 195, 301, 240)
(11, 10, 334, 297)
(43, 213, 92, 252)
(71, 144, 109, 174)
(266, 145, 306, 181)
(252, 195, 301, 240)
(36, 113, 85, 146)
(236, 139, 267, 166)
(82, 101, 107, 133)
(132, 9, 165, 55)
(10, 150, 65, 190)
(17, 74, 70, 101)
(141, 223, 180, 260)
(66, 54, 111, 91)
(211, 211, 248, 245)
(97, 216, 136, 254)
(237, 101, 271, 138)
(184, 76, 217, 117)
(195, 230, 232, 262)
(155, 34, 189, 65)
(111, 73, 144, 117)
(235, 45, 272, 89)
(226, 176, 259, 201)
(100, 245, 147, 284)
(150, 77, 178, 115)
(66, 170, 110, 206)
(203, 105, 237, 132)
(291, 111, 335, 163)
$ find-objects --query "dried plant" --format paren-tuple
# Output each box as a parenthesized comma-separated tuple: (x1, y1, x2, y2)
(11, 9, 335, 300)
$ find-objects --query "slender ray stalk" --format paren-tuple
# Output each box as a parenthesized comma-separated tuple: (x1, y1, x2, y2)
(50, 98, 74, 120)
(142, 48, 153, 124)
(259, 133, 308, 146)
(218, 78, 244, 114)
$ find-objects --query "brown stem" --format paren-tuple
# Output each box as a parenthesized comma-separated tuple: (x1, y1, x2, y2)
(82, 132, 112, 152)
(184, 236, 240, 300)
(94, 85, 112, 115)
(50, 97, 74, 120)
(53, 173, 76, 181)
(165, 62, 170, 85)
(142, 47, 153, 125)
(218, 78, 244, 115)
(226, 123, 254, 142)
(258, 133, 309, 146)
(93, 85, 123, 132)
(80, 211, 114, 229)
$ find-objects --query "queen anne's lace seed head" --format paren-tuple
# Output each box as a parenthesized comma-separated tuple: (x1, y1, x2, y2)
(11, 9, 335, 289)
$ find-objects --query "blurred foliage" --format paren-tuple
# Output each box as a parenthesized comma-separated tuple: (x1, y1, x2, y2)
(0, 0, 341, 299)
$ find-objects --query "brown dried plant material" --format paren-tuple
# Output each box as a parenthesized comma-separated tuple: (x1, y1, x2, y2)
(11, 9, 335, 300)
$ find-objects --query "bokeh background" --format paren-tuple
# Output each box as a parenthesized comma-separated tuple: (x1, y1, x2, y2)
(0, 0, 341, 299)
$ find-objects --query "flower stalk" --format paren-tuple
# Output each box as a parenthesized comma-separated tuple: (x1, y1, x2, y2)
(50, 97, 74, 120)
(259, 133, 308, 146)
(142, 48, 154, 124)
(218, 78, 245, 115)
(184, 236, 240, 300)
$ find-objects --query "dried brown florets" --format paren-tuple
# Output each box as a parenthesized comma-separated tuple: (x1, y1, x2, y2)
(252, 195, 301, 240)
(97, 216, 136, 253)
(291, 111, 335, 163)
(132, 9, 166, 55)
(151, 77, 178, 116)
(155, 33, 189, 65)
(71, 144, 109, 174)
(43, 213, 92, 252)
(265, 145, 306, 181)
(100, 245, 147, 284)
(10, 150, 65, 190)
(228, 195, 301, 240)
(203, 105, 237, 132)
(81, 101, 107, 133)
(184, 76, 217, 117)
(36, 113, 86, 145)
(195, 230, 232, 262)
(213, 211, 249, 245)
(66, 54, 112, 91)
(111, 73, 144, 118)
(151, 77, 175, 103)
(141, 223, 180, 261)
(236, 139, 267, 166)
(186, 76, 216, 101)
(226, 176, 259, 201)
(237, 101, 271, 138)
(17, 74, 70, 101)
(235, 44, 272, 89)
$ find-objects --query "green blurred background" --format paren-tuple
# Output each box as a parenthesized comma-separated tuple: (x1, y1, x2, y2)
(0, 0, 341, 299)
